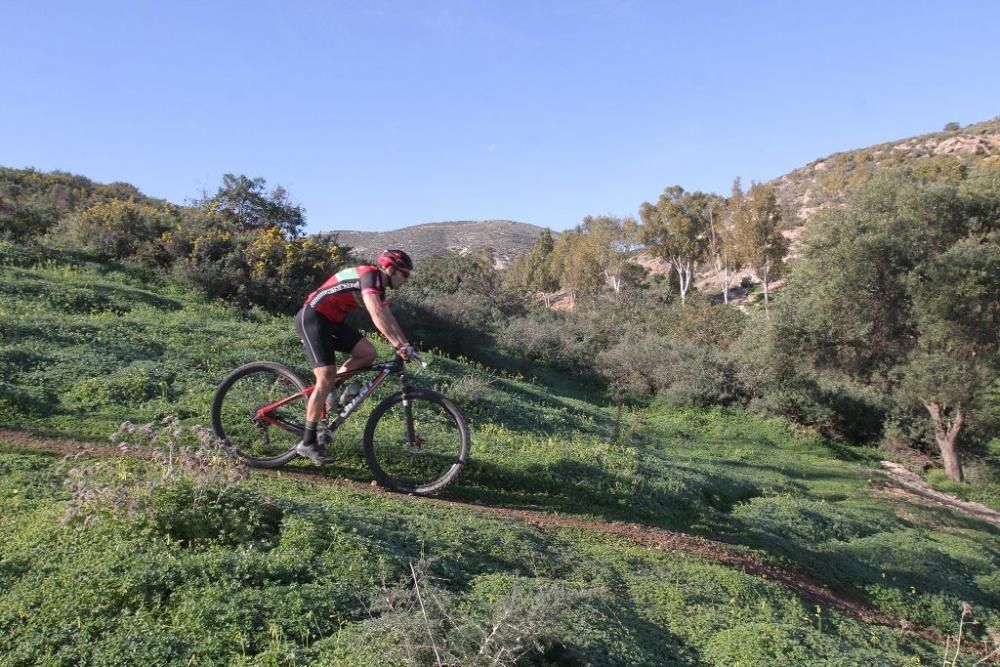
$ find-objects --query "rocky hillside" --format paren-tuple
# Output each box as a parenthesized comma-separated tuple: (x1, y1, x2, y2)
(318, 220, 553, 268)
(773, 117, 1000, 225)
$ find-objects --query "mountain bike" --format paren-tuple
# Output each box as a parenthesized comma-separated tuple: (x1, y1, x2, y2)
(210, 353, 470, 495)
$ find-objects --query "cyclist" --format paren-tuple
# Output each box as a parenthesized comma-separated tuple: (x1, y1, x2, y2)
(293, 249, 416, 464)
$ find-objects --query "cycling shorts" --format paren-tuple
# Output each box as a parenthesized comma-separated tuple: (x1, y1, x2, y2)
(294, 306, 364, 369)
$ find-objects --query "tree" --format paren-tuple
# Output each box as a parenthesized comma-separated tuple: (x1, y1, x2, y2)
(899, 233, 1000, 480)
(549, 229, 602, 310)
(203, 174, 306, 237)
(579, 215, 641, 297)
(701, 190, 733, 303)
(505, 229, 560, 306)
(639, 186, 710, 306)
(730, 183, 788, 314)
(766, 171, 1000, 480)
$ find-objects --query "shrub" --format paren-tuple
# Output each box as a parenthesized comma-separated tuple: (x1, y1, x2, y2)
(656, 344, 743, 407)
(47, 198, 177, 266)
(59, 416, 270, 544)
(445, 373, 498, 408)
(149, 481, 283, 546)
(595, 333, 673, 397)
(361, 559, 601, 667)
(0, 380, 52, 417)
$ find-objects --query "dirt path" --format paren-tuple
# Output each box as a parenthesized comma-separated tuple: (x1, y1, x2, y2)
(876, 461, 1000, 528)
(0, 429, 985, 649)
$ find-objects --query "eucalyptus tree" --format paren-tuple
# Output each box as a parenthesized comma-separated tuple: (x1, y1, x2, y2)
(729, 183, 788, 314)
(549, 228, 602, 310)
(639, 185, 711, 306)
(701, 190, 733, 302)
(579, 214, 641, 297)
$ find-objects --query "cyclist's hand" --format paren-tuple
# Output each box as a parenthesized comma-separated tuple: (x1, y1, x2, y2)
(396, 344, 418, 362)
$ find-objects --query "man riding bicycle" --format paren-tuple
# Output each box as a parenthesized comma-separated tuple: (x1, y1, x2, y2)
(294, 249, 416, 464)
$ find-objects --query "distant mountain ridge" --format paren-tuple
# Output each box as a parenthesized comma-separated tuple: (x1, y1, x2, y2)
(319, 220, 553, 268)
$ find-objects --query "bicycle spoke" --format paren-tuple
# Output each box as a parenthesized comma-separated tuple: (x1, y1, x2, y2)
(213, 364, 307, 465)
(365, 391, 468, 494)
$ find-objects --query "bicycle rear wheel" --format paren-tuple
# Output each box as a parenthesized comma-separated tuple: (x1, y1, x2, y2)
(211, 362, 307, 468)
(363, 389, 470, 495)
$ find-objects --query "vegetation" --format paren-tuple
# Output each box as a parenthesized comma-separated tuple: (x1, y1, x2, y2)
(639, 186, 721, 305)
(1, 119, 999, 662)
(758, 170, 1000, 481)
(1, 168, 347, 314)
(0, 253, 998, 664)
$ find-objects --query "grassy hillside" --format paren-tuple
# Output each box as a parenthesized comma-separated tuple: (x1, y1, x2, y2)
(1, 253, 998, 665)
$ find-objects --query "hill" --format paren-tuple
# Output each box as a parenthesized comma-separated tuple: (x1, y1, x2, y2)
(320, 220, 553, 268)
(772, 116, 1000, 225)
(1, 253, 998, 664)
(321, 118, 1000, 282)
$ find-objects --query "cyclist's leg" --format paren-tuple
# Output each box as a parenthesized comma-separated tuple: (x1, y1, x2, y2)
(307, 365, 339, 422)
(295, 308, 340, 464)
(326, 323, 375, 376)
(338, 337, 377, 376)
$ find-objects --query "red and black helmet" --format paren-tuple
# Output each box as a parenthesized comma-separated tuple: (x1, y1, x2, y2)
(376, 249, 414, 273)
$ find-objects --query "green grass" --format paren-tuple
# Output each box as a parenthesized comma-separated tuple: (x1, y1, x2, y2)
(1, 257, 998, 665)
(0, 447, 961, 666)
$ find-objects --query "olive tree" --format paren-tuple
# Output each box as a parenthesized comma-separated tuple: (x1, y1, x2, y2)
(767, 171, 999, 480)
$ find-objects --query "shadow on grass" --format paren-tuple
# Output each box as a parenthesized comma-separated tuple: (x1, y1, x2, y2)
(456, 379, 617, 441)
(444, 457, 713, 532)
(0, 269, 182, 314)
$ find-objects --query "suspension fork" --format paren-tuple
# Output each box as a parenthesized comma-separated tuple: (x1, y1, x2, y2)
(399, 372, 420, 447)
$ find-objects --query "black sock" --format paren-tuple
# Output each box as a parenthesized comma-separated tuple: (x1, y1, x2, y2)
(302, 421, 317, 446)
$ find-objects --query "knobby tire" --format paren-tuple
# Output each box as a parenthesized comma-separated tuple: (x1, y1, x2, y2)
(211, 361, 307, 468)
(363, 388, 470, 495)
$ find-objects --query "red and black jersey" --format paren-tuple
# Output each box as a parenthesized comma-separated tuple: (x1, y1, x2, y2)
(303, 265, 386, 322)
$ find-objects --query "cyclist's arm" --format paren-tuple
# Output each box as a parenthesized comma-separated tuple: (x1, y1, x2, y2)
(362, 291, 409, 349)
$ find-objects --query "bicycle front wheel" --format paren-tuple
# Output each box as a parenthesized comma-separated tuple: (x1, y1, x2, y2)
(211, 362, 308, 468)
(363, 389, 470, 495)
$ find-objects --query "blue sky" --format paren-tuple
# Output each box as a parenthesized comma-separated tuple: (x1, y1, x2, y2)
(3, 1, 999, 234)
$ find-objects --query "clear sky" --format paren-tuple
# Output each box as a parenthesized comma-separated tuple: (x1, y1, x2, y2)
(3, 1, 999, 234)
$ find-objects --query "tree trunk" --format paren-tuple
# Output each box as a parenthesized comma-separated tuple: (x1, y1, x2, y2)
(722, 265, 730, 304)
(605, 270, 622, 295)
(760, 264, 770, 317)
(674, 259, 691, 306)
(923, 401, 965, 482)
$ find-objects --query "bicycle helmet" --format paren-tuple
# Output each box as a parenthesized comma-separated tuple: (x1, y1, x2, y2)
(376, 249, 414, 273)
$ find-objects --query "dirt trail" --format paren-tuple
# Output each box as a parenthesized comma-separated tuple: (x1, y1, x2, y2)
(876, 461, 1000, 528)
(1, 428, 991, 649)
